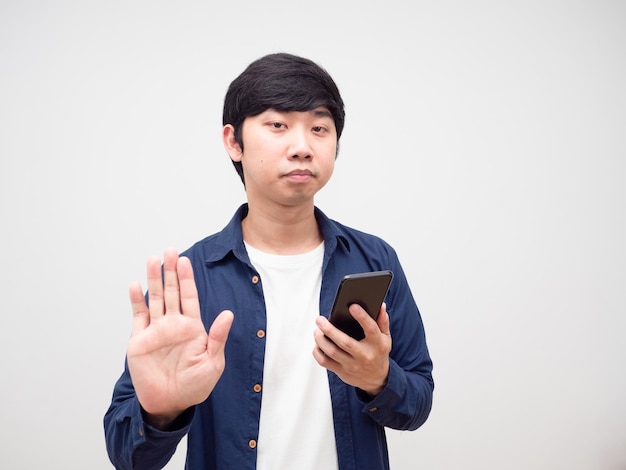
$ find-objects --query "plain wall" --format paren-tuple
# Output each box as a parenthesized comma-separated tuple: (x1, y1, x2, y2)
(1, 1, 624, 469)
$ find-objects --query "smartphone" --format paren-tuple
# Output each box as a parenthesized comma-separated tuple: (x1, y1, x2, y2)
(328, 270, 393, 340)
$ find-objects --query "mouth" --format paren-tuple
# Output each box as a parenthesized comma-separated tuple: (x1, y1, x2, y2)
(284, 169, 314, 182)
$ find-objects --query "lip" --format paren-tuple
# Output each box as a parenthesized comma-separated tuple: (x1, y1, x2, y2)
(285, 169, 313, 176)
(283, 169, 314, 181)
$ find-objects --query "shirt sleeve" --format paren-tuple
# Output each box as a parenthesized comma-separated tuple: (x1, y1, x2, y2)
(355, 253, 435, 431)
(103, 363, 194, 470)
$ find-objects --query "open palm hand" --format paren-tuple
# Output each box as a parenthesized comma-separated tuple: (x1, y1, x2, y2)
(127, 248, 233, 428)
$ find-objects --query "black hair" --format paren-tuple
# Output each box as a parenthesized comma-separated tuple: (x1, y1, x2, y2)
(222, 53, 345, 184)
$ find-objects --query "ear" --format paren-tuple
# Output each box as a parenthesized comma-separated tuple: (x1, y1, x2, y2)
(222, 124, 243, 162)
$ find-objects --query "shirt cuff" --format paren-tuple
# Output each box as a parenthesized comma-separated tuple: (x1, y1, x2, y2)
(356, 359, 407, 416)
(131, 399, 195, 448)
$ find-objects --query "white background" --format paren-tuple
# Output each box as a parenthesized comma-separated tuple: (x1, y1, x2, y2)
(1, 1, 625, 469)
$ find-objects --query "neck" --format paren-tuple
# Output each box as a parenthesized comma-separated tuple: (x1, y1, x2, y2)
(242, 201, 322, 255)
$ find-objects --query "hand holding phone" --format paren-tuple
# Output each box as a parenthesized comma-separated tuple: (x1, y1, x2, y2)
(328, 270, 393, 340)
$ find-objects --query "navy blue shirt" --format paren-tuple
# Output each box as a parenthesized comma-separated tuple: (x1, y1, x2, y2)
(104, 204, 434, 470)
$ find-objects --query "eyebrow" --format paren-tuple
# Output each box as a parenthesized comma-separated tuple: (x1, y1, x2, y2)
(310, 108, 333, 119)
(264, 108, 333, 120)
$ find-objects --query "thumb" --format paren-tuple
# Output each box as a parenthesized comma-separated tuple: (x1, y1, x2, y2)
(129, 281, 149, 335)
(207, 310, 234, 355)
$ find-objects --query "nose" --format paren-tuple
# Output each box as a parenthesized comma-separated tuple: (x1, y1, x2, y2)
(288, 127, 313, 160)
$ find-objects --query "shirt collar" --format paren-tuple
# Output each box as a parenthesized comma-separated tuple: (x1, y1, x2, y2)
(204, 203, 350, 265)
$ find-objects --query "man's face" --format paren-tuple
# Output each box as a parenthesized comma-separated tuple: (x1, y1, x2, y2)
(235, 107, 337, 209)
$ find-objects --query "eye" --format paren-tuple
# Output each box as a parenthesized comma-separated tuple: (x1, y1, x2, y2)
(312, 126, 328, 133)
(271, 122, 285, 129)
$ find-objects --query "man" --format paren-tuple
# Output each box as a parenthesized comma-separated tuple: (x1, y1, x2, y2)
(104, 52, 434, 470)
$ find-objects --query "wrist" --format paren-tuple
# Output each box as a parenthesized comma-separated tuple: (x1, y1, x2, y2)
(361, 380, 386, 398)
(141, 407, 185, 431)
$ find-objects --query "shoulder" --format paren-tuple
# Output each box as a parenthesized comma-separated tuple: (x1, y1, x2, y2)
(316, 208, 400, 269)
(180, 204, 247, 264)
(319, 209, 394, 249)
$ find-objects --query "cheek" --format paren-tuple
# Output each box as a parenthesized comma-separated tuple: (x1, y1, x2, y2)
(320, 145, 337, 170)
(319, 157, 335, 184)
(325, 157, 336, 172)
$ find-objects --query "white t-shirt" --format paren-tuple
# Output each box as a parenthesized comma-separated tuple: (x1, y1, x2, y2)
(246, 242, 339, 470)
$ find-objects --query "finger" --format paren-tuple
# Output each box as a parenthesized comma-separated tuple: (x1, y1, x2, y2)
(376, 302, 390, 335)
(312, 325, 330, 351)
(146, 255, 165, 320)
(315, 315, 347, 345)
(350, 303, 381, 339)
(162, 248, 181, 314)
(207, 310, 235, 357)
(314, 317, 351, 359)
(312, 342, 339, 371)
(177, 256, 201, 319)
(129, 281, 149, 335)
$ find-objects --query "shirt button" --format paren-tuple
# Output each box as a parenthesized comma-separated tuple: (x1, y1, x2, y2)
(253, 384, 262, 393)
(256, 329, 265, 338)
(251, 275, 259, 284)
(249, 439, 257, 449)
